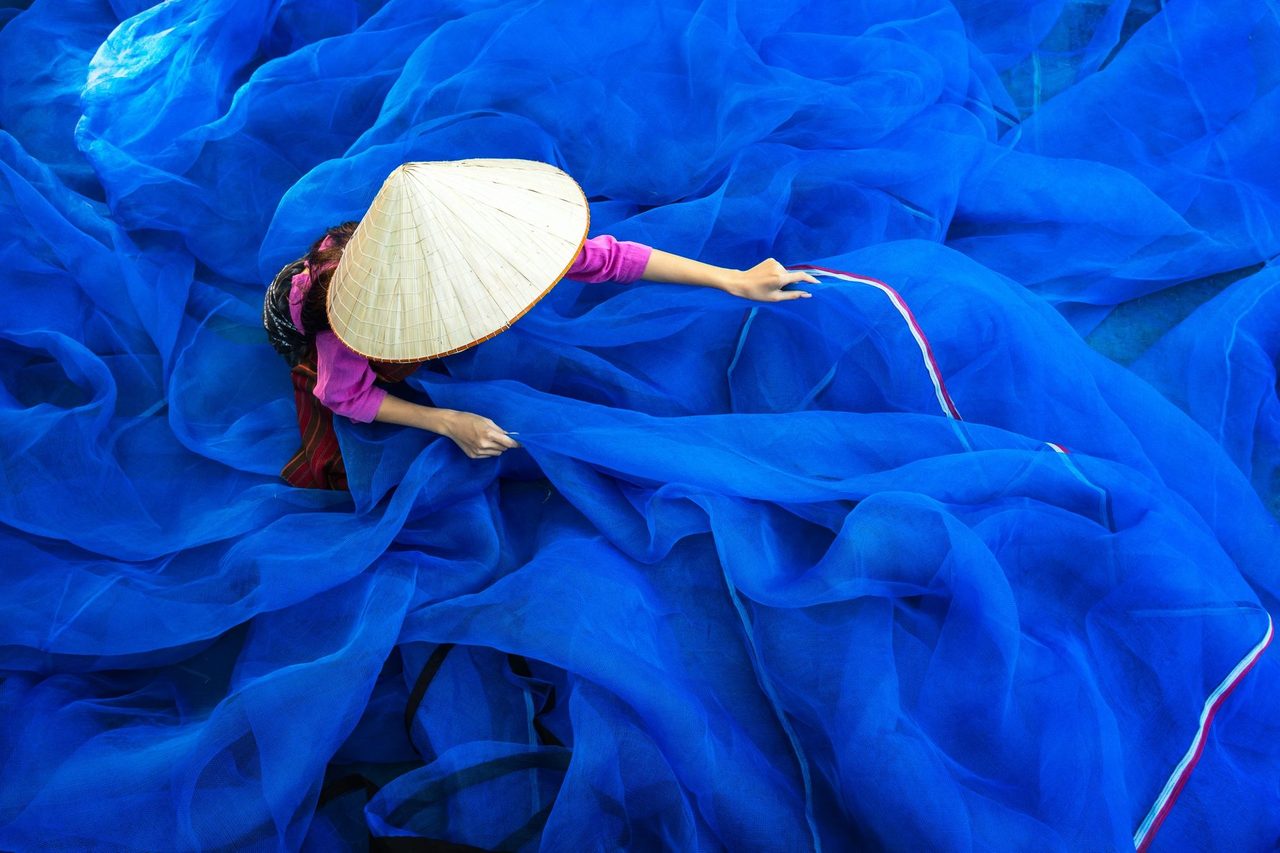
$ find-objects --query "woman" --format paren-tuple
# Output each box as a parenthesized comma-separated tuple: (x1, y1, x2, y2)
(266, 219, 819, 490)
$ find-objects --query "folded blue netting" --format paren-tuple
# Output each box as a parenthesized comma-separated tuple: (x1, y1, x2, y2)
(1, 0, 1278, 850)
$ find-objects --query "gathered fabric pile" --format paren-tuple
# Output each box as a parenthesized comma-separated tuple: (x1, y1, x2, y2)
(1, 1, 1278, 849)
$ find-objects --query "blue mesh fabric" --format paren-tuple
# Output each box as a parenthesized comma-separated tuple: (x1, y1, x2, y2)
(1, 1, 1278, 850)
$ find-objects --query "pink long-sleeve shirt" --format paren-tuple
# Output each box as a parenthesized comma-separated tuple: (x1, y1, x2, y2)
(289, 234, 653, 422)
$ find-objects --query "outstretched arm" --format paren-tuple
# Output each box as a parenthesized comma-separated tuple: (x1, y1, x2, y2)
(639, 250, 818, 302)
(373, 394, 519, 459)
(571, 235, 818, 302)
(312, 332, 517, 459)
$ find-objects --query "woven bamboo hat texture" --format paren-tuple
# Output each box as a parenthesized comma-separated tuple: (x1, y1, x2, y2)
(326, 158, 590, 362)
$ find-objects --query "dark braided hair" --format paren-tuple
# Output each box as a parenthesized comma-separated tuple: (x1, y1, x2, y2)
(263, 258, 307, 365)
(262, 220, 359, 365)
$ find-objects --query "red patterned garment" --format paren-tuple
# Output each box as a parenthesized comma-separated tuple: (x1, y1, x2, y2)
(281, 355, 422, 490)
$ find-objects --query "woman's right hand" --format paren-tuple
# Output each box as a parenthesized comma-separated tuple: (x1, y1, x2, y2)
(440, 410, 521, 459)
(722, 258, 818, 302)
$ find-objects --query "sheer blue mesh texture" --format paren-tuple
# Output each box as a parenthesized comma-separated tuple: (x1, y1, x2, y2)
(1, 0, 1278, 850)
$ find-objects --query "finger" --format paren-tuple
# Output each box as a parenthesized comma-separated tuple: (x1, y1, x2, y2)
(785, 271, 815, 284)
(772, 289, 808, 301)
(486, 428, 517, 445)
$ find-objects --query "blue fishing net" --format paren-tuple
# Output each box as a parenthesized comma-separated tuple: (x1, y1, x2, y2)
(1, 0, 1278, 849)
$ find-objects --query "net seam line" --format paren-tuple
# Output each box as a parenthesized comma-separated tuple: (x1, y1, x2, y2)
(785, 264, 1271, 850)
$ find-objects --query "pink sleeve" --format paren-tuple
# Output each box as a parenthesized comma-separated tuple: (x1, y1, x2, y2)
(565, 234, 653, 283)
(313, 331, 388, 423)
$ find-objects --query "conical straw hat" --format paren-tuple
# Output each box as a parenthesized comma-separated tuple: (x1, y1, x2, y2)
(326, 158, 591, 362)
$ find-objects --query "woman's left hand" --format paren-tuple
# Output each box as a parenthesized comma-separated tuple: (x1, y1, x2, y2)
(721, 259, 819, 302)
